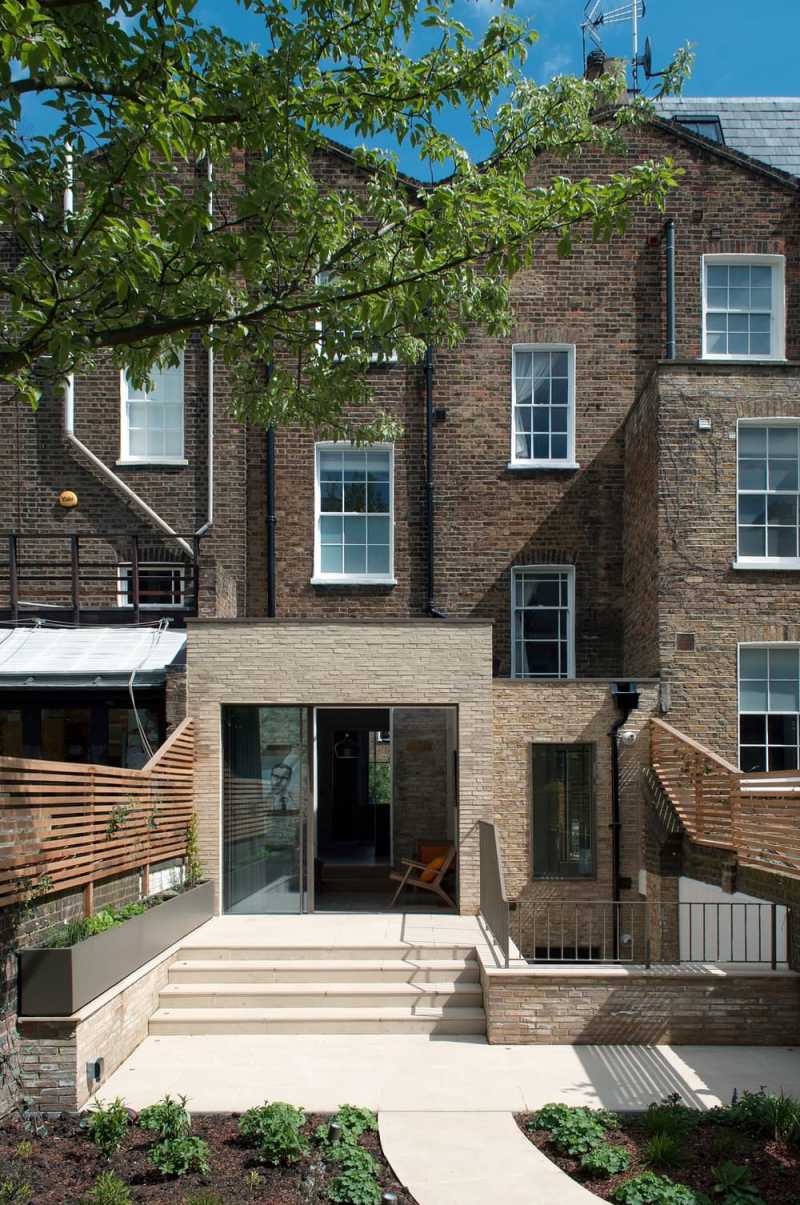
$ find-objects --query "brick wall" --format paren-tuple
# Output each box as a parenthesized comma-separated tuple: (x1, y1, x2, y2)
(483, 964, 800, 1045)
(392, 707, 454, 862)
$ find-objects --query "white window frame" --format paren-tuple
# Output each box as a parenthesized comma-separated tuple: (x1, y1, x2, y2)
(734, 418, 800, 571)
(510, 564, 576, 679)
(311, 441, 396, 585)
(316, 272, 398, 364)
(119, 354, 186, 465)
(701, 254, 785, 362)
(509, 343, 578, 470)
(117, 562, 186, 609)
(737, 642, 800, 772)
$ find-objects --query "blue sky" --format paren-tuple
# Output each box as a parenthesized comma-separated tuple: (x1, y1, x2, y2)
(17, 0, 800, 173)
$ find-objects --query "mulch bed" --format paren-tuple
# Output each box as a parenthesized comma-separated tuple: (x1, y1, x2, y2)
(516, 1111, 800, 1204)
(0, 1111, 415, 1204)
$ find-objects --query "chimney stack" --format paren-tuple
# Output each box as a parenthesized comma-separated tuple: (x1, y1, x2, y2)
(584, 50, 628, 102)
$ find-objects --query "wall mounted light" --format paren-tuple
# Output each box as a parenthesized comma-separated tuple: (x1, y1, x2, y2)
(58, 489, 78, 508)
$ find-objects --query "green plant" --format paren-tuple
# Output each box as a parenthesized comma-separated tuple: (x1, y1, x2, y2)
(106, 801, 134, 838)
(0, 1177, 32, 1205)
(150, 1136, 211, 1178)
(318, 1105, 379, 1146)
(86, 1097, 130, 1159)
(239, 1102, 309, 1166)
(718, 1089, 800, 1145)
(138, 1094, 191, 1140)
(244, 1169, 263, 1192)
(711, 1162, 765, 1205)
(708, 1127, 741, 1160)
(644, 1133, 685, 1170)
(327, 1145, 382, 1205)
(186, 812, 203, 888)
(549, 1109, 609, 1156)
(531, 1102, 618, 1133)
(612, 1172, 705, 1205)
(181, 1195, 224, 1205)
(642, 1095, 698, 1140)
(80, 1172, 133, 1205)
(14, 1141, 32, 1160)
(581, 1143, 631, 1177)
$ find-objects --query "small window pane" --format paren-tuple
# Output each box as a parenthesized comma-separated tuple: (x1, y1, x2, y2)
(367, 516, 389, 544)
(738, 527, 765, 557)
(524, 643, 560, 676)
(515, 376, 532, 404)
(770, 427, 798, 455)
(768, 714, 798, 744)
(770, 647, 799, 678)
(768, 527, 797, 557)
(741, 746, 767, 773)
(515, 351, 531, 378)
(740, 680, 768, 711)
(551, 435, 568, 460)
(367, 544, 390, 574)
(740, 647, 768, 678)
(739, 427, 767, 455)
(768, 495, 796, 526)
(769, 460, 797, 491)
(320, 516, 342, 542)
(320, 481, 343, 512)
(739, 714, 766, 744)
(739, 459, 767, 490)
(343, 516, 366, 544)
(320, 545, 343, 573)
(367, 481, 390, 512)
(344, 483, 367, 512)
(739, 495, 766, 525)
(344, 544, 367, 574)
(707, 265, 728, 287)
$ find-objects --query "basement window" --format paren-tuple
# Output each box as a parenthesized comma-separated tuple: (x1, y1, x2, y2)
(510, 344, 577, 469)
(312, 444, 395, 584)
(739, 644, 800, 772)
(736, 421, 800, 568)
(532, 743, 595, 878)
(117, 563, 186, 608)
(702, 255, 785, 361)
(511, 566, 575, 679)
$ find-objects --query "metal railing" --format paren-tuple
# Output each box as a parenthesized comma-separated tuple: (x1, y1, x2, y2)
(479, 820, 512, 967)
(0, 532, 202, 625)
(512, 899, 788, 969)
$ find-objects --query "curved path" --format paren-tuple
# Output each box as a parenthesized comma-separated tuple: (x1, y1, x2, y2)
(379, 1110, 598, 1205)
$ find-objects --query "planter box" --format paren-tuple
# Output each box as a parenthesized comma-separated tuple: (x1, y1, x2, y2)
(18, 879, 214, 1017)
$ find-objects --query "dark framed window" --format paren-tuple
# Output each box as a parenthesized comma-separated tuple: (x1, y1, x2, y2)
(672, 115, 724, 144)
(532, 743, 594, 878)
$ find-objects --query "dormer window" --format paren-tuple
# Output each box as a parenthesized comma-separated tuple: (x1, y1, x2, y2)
(672, 115, 724, 143)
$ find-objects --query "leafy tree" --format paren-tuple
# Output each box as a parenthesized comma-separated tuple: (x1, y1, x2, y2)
(0, 0, 687, 434)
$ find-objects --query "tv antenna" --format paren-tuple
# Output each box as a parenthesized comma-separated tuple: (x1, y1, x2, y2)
(581, 1, 666, 93)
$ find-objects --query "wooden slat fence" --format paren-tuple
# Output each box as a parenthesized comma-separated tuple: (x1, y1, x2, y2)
(650, 717, 800, 877)
(0, 718, 194, 910)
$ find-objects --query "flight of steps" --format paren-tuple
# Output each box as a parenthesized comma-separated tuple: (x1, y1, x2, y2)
(149, 941, 486, 1036)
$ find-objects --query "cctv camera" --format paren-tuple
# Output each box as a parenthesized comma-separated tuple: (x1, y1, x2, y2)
(620, 729, 637, 746)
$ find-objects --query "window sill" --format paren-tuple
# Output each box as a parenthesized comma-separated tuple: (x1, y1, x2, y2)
(116, 458, 189, 467)
(310, 575, 397, 587)
(700, 356, 787, 365)
(732, 558, 800, 571)
(506, 461, 580, 472)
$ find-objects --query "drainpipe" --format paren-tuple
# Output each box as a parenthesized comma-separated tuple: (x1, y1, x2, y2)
(609, 680, 640, 955)
(424, 343, 445, 618)
(265, 366, 276, 617)
(62, 145, 193, 557)
(665, 218, 677, 360)
(195, 155, 215, 539)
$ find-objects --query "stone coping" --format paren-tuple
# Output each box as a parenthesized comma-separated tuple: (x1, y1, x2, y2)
(187, 616, 494, 627)
(482, 960, 798, 982)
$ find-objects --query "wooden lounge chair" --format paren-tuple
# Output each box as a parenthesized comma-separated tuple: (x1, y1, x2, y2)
(389, 841, 456, 908)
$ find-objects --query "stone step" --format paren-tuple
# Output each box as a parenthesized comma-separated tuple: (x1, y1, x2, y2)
(176, 943, 478, 963)
(169, 958, 480, 984)
(149, 1005, 487, 1036)
(158, 981, 484, 1009)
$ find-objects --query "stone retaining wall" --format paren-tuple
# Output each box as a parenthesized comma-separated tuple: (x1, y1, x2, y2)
(483, 964, 800, 1046)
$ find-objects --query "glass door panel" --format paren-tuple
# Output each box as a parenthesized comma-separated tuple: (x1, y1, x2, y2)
(222, 706, 310, 913)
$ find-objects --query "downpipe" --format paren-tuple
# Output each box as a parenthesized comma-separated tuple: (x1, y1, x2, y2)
(424, 343, 446, 618)
(609, 681, 640, 957)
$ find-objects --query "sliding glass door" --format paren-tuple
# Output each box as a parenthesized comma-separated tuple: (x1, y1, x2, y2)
(222, 706, 311, 913)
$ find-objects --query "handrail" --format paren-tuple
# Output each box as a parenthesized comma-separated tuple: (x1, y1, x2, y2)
(479, 819, 511, 968)
(649, 718, 800, 879)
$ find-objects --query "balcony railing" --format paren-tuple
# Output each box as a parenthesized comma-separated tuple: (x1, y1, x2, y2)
(0, 532, 202, 625)
(0, 718, 194, 911)
(650, 718, 800, 877)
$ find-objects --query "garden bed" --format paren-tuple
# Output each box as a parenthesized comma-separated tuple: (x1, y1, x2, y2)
(517, 1092, 800, 1205)
(18, 879, 214, 1016)
(0, 1102, 414, 1204)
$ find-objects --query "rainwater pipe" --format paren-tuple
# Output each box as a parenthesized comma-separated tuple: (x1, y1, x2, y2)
(665, 218, 677, 360)
(609, 681, 640, 956)
(61, 144, 200, 559)
(194, 153, 215, 540)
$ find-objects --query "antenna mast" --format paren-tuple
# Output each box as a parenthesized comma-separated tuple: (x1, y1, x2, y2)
(580, 0, 647, 93)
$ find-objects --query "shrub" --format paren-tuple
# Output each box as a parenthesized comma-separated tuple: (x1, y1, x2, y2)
(80, 1172, 133, 1205)
(549, 1109, 609, 1155)
(86, 1098, 130, 1159)
(612, 1172, 705, 1205)
(327, 1145, 382, 1205)
(580, 1143, 631, 1177)
(711, 1162, 765, 1205)
(0, 1178, 32, 1205)
(531, 1102, 618, 1133)
(238, 1102, 309, 1166)
(331, 1105, 379, 1141)
(13, 1141, 32, 1160)
(642, 1096, 698, 1140)
(644, 1133, 685, 1170)
(149, 1135, 211, 1178)
(138, 1094, 192, 1140)
(718, 1089, 800, 1145)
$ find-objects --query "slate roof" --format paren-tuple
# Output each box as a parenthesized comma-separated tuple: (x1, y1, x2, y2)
(653, 97, 800, 179)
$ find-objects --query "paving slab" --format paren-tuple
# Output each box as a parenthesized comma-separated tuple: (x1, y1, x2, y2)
(89, 1035, 800, 1114)
(379, 1111, 597, 1205)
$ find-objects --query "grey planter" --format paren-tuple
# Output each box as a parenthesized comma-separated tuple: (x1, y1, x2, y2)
(18, 879, 213, 1017)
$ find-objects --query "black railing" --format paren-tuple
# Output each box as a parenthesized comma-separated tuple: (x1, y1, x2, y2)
(0, 532, 201, 625)
(479, 820, 513, 967)
(512, 899, 788, 969)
